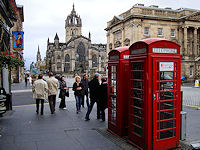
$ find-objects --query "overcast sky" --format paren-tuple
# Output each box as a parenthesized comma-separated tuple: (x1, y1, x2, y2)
(15, 0, 200, 69)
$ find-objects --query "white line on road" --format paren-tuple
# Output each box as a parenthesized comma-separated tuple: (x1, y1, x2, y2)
(11, 89, 32, 93)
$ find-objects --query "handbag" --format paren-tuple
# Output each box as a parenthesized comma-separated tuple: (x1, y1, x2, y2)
(65, 90, 69, 97)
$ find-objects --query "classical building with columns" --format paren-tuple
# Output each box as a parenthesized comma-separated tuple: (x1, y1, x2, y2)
(105, 3, 200, 81)
(45, 4, 106, 75)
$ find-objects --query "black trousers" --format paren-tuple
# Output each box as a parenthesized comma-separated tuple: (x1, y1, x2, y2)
(48, 95, 56, 113)
(59, 96, 66, 108)
(85, 99, 100, 119)
(82, 92, 89, 107)
(36, 99, 44, 115)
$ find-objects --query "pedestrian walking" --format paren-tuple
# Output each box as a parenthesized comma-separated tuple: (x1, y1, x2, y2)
(73, 76, 83, 114)
(58, 76, 69, 109)
(55, 73, 61, 81)
(46, 72, 59, 114)
(81, 74, 89, 108)
(99, 77, 108, 121)
(32, 74, 48, 115)
(25, 74, 28, 87)
(85, 73, 101, 121)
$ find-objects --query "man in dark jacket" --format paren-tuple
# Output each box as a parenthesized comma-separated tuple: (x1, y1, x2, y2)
(81, 74, 89, 108)
(99, 77, 108, 121)
(85, 73, 101, 121)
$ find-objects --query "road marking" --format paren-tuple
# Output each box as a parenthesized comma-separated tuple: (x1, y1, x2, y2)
(13, 100, 75, 107)
(183, 105, 200, 109)
(12, 89, 32, 93)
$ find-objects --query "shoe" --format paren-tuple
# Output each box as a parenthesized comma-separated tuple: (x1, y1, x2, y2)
(82, 105, 84, 108)
(36, 110, 39, 114)
(85, 117, 90, 121)
(63, 108, 67, 110)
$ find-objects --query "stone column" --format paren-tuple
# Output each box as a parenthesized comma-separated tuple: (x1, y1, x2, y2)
(194, 27, 198, 56)
(178, 27, 183, 55)
(184, 27, 188, 55)
(121, 27, 125, 47)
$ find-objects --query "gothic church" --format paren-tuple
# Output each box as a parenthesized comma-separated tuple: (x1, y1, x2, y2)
(45, 4, 106, 75)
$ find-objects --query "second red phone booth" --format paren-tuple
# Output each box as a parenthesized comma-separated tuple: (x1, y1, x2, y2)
(108, 46, 130, 136)
(128, 38, 181, 150)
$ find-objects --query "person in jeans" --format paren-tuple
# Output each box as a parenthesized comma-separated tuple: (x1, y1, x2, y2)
(85, 73, 101, 121)
(81, 74, 89, 108)
(46, 72, 59, 114)
(72, 76, 83, 114)
(59, 76, 68, 109)
(32, 74, 48, 115)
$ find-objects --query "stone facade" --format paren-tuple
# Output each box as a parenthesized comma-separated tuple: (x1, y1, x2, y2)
(105, 3, 200, 81)
(10, 5, 24, 83)
(45, 5, 106, 75)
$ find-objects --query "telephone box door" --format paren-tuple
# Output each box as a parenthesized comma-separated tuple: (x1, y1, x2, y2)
(108, 63, 118, 132)
(152, 58, 180, 150)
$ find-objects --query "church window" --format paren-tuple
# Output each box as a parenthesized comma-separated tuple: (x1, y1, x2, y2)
(77, 42, 85, 61)
(171, 29, 175, 37)
(92, 54, 97, 67)
(64, 54, 70, 72)
(101, 56, 105, 68)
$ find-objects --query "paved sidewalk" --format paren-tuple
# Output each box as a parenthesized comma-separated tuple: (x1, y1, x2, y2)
(0, 101, 125, 150)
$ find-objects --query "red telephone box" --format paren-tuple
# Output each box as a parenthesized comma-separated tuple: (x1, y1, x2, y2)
(108, 46, 130, 136)
(128, 38, 181, 150)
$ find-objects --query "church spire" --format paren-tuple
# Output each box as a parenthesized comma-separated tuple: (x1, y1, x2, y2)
(89, 31, 91, 40)
(54, 33, 59, 40)
(37, 45, 41, 62)
(72, 3, 75, 12)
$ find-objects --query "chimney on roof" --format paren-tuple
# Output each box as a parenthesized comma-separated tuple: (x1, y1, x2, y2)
(134, 3, 144, 7)
(165, 7, 172, 10)
(149, 5, 159, 8)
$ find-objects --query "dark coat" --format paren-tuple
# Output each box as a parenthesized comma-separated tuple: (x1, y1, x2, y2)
(72, 82, 83, 97)
(99, 82, 108, 110)
(81, 78, 89, 95)
(89, 78, 100, 101)
(59, 81, 67, 98)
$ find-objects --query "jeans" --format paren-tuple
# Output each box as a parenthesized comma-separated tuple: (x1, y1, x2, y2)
(75, 96, 82, 111)
(36, 99, 44, 115)
(85, 99, 100, 119)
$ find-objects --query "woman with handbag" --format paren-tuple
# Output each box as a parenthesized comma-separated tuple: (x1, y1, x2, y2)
(72, 76, 83, 114)
(59, 76, 69, 109)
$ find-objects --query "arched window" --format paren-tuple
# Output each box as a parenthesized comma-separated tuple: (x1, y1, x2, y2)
(101, 56, 105, 68)
(77, 42, 85, 61)
(64, 54, 70, 72)
(92, 54, 97, 67)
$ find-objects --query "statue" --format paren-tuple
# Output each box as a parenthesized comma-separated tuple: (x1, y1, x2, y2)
(30, 62, 40, 75)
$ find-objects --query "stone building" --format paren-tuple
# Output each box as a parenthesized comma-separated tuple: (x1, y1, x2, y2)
(35, 46, 46, 74)
(10, 4, 24, 83)
(45, 4, 106, 75)
(105, 3, 200, 81)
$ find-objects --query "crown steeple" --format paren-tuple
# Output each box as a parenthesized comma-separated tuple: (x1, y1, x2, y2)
(65, 4, 82, 42)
